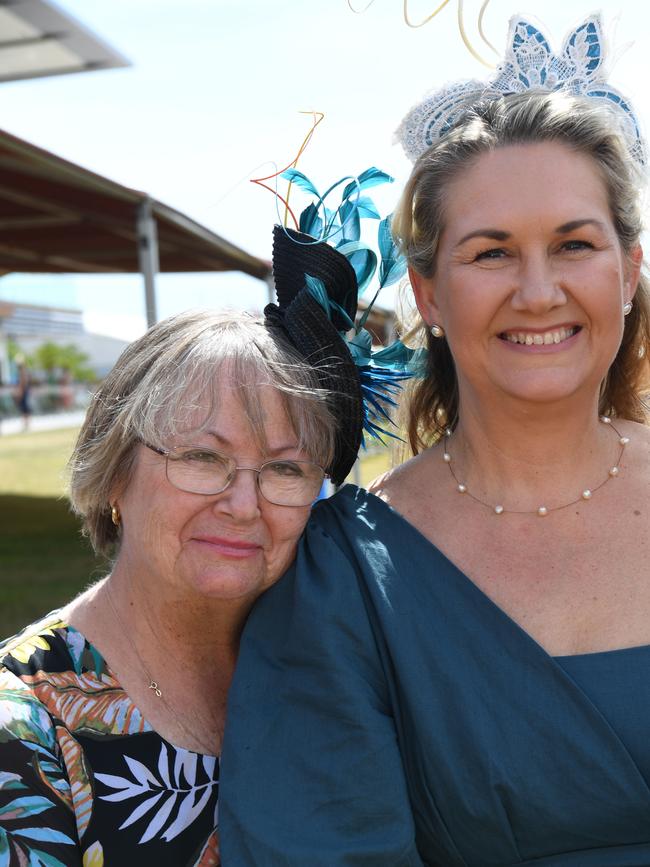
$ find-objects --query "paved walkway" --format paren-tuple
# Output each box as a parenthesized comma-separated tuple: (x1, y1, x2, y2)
(0, 411, 86, 436)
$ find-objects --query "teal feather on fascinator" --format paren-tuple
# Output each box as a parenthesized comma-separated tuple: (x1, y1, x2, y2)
(267, 166, 424, 480)
(279, 167, 424, 445)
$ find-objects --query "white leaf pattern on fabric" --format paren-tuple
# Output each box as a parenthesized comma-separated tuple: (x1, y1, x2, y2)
(163, 785, 213, 842)
(173, 749, 184, 789)
(118, 791, 165, 830)
(157, 743, 172, 789)
(66, 629, 86, 673)
(99, 783, 150, 803)
(97, 743, 218, 845)
(93, 772, 139, 791)
(202, 756, 216, 780)
(124, 755, 159, 789)
(181, 752, 197, 788)
(139, 791, 178, 844)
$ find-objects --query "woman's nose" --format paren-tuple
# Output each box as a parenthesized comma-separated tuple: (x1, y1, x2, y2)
(212, 468, 262, 521)
(510, 256, 568, 314)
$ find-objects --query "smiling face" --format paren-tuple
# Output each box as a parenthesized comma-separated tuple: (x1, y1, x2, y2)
(411, 141, 642, 412)
(113, 374, 316, 604)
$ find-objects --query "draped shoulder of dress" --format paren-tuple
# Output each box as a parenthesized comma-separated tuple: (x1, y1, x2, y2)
(0, 610, 220, 866)
(220, 484, 650, 867)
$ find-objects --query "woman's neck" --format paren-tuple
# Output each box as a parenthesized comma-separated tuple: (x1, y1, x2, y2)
(104, 563, 247, 677)
(64, 569, 249, 754)
(449, 392, 623, 513)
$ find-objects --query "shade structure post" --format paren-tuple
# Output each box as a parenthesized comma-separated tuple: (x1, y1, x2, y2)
(265, 272, 275, 305)
(137, 197, 160, 327)
(0, 334, 9, 385)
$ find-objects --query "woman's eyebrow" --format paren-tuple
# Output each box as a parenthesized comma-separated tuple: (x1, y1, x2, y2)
(455, 228, 510, 247)
(206, 431, 299, 454)
(204, 431, 231, 446)
(555, 218, 606, 234)
(455, 218, 607, 247)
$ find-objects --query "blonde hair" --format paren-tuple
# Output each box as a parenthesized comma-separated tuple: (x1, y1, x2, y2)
(69, 310, 336, 555)
(392, 91, 650, 453)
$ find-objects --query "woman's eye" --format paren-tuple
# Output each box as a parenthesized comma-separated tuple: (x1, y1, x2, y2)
(181, 449, 227, 466)
(561, 239, 594, 252)
(474, 247, 506, 261)
(268, 461, 304, 478)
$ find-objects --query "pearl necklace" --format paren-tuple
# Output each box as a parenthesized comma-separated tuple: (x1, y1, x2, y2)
(443, 416, 629, 517)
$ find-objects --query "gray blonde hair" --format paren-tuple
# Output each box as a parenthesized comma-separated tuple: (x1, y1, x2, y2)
(392, 90, 650, 453)
(69, 309, 336, 555)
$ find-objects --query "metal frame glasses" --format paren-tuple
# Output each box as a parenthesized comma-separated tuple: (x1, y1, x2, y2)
(143, 442, 327, 507)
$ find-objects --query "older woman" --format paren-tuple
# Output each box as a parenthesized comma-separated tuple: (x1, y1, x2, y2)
(0, 309, 338, 866)
(220, 16, 650, 866)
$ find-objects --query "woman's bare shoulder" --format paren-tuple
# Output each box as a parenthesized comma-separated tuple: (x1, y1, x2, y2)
(368, 448, 439, 504)
(624, 417, 650, 443)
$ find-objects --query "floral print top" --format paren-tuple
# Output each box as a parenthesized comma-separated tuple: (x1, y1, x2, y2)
(0, 611, 219, 866)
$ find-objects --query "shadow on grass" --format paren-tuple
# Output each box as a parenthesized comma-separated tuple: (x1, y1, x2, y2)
(0, 494, 106, 639)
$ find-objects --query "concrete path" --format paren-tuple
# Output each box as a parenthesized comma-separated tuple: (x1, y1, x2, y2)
(0, 411, 86, 436)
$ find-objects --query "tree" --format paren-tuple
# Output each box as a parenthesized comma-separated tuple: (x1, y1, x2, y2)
(27, 341, 96, 383)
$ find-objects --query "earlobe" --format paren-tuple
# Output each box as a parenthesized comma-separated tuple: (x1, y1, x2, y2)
(409, 266, 441, 326)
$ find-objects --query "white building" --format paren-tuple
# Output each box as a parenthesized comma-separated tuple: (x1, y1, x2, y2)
(0, 300, 129, 383)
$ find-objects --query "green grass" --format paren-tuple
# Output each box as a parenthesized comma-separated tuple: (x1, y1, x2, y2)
(0, 427, 104, 638)
(0, 428, 393, 639)
(0, 427, 79, 496)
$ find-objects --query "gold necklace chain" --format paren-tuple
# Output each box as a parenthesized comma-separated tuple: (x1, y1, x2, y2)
(443, 415, 629, 517)
(105, 581, 219, 756)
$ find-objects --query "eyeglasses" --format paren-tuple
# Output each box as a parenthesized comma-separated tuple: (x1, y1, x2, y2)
(143, 443, 327, 507)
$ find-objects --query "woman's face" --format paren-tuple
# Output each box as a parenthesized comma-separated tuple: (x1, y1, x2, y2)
(114, 375, 318, 604)
(411, 141, 642, 411)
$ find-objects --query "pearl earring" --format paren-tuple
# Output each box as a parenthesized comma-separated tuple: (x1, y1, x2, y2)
(623, 301, 633, 316)
(430, 323, 445, 338)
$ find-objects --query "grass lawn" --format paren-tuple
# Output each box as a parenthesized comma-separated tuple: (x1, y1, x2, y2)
(0, 427, 79, 497)
(351, 447, 392, 488)
(0, 427, 104, 638)
(0, 428, 393, 639)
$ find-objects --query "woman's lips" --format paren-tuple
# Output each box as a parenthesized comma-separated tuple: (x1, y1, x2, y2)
(192, 536, 262, 558)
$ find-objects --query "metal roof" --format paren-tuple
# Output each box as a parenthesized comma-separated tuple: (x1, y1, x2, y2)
(0, 0, 130, 83)
(0, 126, 271, 281)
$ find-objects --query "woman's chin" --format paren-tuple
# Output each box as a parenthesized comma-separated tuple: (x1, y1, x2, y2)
(180, 565, 269, 602)
(489, 368, 594, 406)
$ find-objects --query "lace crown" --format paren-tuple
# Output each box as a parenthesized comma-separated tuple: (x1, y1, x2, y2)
(396, 14, 645, 166)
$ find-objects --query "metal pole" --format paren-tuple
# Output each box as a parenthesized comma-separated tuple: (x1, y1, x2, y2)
(0, 333, 9, 385)
(265, 272, 275, 305)
(137, 198, 160, 327)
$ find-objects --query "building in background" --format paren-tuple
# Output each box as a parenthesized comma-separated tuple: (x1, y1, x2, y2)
(0, 300, 129, 383)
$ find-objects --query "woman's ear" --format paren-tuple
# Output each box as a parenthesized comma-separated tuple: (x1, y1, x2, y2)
(408, 266, 442, 327)
(625, 243, 643, 303)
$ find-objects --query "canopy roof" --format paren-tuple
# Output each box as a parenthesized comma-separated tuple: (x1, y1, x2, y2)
(0, 127, 270, 280)
(0, 0, 130, 83)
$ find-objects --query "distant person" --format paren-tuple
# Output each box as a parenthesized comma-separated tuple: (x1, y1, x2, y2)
(14, 362, 32, 431)
(60, 368, 75, 411)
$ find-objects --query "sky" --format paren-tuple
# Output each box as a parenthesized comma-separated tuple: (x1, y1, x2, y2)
(1, 0, 649, 339)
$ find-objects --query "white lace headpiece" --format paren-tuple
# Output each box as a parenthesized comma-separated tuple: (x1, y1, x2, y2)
(396, 14, 645, 166)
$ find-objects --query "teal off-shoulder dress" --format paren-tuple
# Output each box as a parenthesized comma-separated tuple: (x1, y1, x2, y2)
(220, 485, 650, 866)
